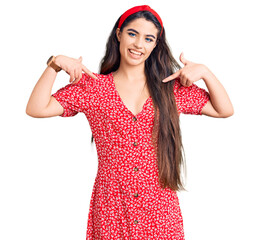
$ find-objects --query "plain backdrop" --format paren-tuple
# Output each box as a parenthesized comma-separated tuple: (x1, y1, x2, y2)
(1, 0, 259, 239)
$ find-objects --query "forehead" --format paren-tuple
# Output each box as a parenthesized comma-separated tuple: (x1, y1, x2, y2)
(124, 18, 159, 36)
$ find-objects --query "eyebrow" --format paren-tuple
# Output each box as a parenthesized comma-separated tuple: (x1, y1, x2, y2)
(127, 28, 156, 39)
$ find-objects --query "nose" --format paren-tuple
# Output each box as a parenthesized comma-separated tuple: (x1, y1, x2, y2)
(133, 36, 143, 49)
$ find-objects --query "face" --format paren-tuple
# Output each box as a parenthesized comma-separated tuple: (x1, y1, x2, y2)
(116, 18, 158, 66)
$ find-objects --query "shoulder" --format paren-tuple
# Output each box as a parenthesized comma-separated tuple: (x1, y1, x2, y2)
(173, 78, 207, 97)
(78, 72, 112, 86)
(173, 78, 188, 96)
(173, 78, 210, 115)
(75, 72, 112, 92)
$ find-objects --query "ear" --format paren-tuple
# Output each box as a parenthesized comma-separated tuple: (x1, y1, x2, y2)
(116, 28, 121, 42)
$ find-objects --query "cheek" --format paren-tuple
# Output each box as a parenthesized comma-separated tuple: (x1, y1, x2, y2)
(145, 45, 156, 57)
(119, 43, 126, 56)
(119, 40, 129, 54)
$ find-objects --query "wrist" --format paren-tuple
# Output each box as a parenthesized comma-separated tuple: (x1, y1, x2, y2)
(54, 55, 62, 67)
(201, 65, 212, 80)
(47, 65, 58, 73)
(46, 55, 62, 72)
(201, 66, 217, 85)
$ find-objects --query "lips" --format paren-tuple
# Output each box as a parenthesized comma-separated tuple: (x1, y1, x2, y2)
(129, 49, 143, 56)
(128, 49, 144, 60)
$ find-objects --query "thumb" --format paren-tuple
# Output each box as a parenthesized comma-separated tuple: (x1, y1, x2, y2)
(78, 56, 83, 62)
(179, 52, 190, 65)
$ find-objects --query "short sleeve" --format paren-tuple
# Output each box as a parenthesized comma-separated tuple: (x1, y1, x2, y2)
(174, 78, 210, 115)
(51, 73, 97, 117)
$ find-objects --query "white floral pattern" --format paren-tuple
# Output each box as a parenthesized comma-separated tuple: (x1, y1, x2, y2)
(52, 72, 210, 239)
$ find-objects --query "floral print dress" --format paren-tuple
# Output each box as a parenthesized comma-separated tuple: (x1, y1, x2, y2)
(51, 72, 210, 240)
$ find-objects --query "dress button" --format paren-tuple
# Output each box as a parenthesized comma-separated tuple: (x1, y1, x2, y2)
(133, 116, 137, 121)
(134, 167, 139, 172)
(134, 220, 138, 224)
(133, 141, 138, 146)
(134, 192, 139, 197)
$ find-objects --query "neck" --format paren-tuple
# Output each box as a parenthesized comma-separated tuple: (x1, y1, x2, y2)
(114, 61, 146, 83)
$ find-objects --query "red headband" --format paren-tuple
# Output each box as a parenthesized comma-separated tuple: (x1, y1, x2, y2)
(118, 5, 163, 37)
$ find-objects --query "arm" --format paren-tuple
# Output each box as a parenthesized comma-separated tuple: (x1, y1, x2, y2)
(25, 64, 63, 118)
(26, 55, 97, 118)
(162, 52, 234, 118)
(201, 66, 234, 118)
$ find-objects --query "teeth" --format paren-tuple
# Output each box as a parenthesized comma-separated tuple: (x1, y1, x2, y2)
(129, 49, 142, 55)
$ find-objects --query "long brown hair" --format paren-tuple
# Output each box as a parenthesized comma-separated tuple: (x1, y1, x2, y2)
(91, 10, 186, 192)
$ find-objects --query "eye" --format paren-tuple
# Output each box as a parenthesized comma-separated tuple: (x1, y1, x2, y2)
(128, 32, 136, 37)
(145, 38, 153, 42)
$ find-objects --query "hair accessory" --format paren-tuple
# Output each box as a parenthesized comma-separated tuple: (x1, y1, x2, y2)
(118, 5, 163, 36)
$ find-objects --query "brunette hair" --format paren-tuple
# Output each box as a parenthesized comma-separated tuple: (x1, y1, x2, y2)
(91, 10, 186, 192)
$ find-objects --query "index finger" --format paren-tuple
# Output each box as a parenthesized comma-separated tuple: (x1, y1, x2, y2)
(82, 65, 98, 79)
(162, 70, 181, 83)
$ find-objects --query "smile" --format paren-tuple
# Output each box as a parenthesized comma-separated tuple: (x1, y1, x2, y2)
(129, 49, 143, 56)
(128, 49, 143, 59)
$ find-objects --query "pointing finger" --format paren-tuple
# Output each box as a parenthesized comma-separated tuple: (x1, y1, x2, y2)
(162, 70, 181, 83)
(82, 65, 98, 79)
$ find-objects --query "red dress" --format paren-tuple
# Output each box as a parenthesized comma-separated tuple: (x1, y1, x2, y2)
(52, 72, 209, 240)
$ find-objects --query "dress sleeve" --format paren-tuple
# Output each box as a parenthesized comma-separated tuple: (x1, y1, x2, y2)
(173, 78, 210, 115)
(51, 73, 97, 117)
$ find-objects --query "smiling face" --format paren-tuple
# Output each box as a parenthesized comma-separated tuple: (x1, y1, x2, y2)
(116, 18, 159, 67)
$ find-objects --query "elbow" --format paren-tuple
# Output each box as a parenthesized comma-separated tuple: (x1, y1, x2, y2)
(26, 108, 36, 117)
(25, 105, 33, 117)
(219, 108, 234, 118)
(225, 105, 235, 118)
(221, 112, 234, 118)
(25, 106, 41, 118)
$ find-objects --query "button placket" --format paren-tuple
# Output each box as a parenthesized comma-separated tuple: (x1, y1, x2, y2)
(133, 115, 138, 145)
(133, 192, 139, 198)
(132, 115, 141, 227)
(132, 115, 139, 147)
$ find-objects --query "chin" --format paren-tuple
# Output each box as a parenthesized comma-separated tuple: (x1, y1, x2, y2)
(128, 61, 145, 67)
(126, 56, 147, 66)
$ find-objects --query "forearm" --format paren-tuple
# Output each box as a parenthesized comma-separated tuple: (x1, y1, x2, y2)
(202, 66, 234, 117)
(26, 65, 58, 116)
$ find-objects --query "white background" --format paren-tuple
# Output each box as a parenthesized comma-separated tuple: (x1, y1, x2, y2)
(1, 0, 259, 239)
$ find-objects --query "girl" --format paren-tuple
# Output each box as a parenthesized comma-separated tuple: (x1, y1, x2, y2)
(26, 5, 233, 240)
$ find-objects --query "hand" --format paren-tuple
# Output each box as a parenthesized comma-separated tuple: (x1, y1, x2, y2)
(55, 55, 98, 83)
(162, 52, 208, 87)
